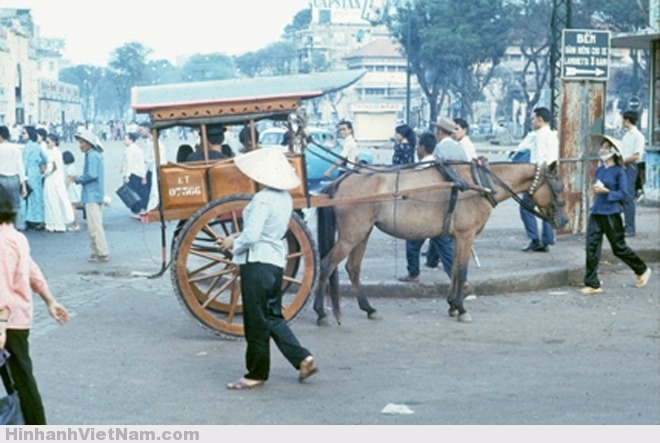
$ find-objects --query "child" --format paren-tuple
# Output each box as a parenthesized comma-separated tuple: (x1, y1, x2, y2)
(62, 150, 82, 231)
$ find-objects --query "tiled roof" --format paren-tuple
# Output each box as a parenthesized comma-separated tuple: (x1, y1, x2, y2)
(344, 38, 405, 59)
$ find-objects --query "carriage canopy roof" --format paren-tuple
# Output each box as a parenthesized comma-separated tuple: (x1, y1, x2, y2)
(131, 70, 366, 129)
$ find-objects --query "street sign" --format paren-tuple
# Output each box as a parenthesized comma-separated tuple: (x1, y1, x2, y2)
(561, 29, 610, 81)
(628, 96, 641, 111)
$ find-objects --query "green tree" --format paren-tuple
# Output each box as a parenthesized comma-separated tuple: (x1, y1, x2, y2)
(573, 0, 650, 110)
(144, 59, 181, 85)
(388, 0, 512, 126)
(108, 42, 152, 119)
(505, 0, 554, 133)
(234, 42, 298, 77)
(285, 8, 312, 33)
(572, 0, 648, 31)
(180, 53, 236, 82)
(59, 65, 106, 122)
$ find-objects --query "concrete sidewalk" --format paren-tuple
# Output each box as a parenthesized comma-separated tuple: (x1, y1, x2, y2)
(328, 200, 659, 299)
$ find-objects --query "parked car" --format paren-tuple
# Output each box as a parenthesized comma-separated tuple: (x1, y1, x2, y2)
(259, 127, 373, 191)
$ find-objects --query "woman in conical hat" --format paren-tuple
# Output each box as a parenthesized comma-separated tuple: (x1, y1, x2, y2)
(581, 134, 651, 294)
(220, 149, 317, 389)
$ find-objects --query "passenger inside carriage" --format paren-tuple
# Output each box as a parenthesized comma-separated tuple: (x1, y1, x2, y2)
(185, 124, 232, 162)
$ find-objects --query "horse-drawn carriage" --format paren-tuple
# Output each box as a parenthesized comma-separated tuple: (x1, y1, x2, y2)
(132, 71, 568, 339)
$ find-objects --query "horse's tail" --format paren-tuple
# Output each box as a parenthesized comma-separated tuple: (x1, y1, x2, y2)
(317, 183, 340, 321)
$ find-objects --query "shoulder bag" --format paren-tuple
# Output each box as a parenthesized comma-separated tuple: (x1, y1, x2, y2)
(0, 350, 25, 425)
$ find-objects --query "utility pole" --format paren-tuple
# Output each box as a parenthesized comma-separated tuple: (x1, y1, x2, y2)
(405, 6, 412, 125)
(549, 0, 572, 128)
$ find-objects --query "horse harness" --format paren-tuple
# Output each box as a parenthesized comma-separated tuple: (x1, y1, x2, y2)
(483, 162, 564, 223)
(433, 158, 499, 235)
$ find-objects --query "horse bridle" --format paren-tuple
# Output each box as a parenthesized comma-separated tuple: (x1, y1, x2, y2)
(482, 163, 566, 228)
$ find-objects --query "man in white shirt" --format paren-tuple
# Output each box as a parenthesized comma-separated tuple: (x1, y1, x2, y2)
(518, 107, 559, 252)
(138, 122, 168, 213)
(324, 120, 359, 178)
(0, 125, 27, 230)
(620, 110, 645, 237)
(433, 117, 467, 162)
(453, 118, 477, 160)
(120, 132, 147, 215)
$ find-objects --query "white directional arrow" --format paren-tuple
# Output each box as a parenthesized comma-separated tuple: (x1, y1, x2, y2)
(565, 66, 606, 77)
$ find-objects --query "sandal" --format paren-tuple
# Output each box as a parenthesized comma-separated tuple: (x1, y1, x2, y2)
(226, 378, 265, 390)
(299, 356, 318, 382)
(68, 225, 80, 232)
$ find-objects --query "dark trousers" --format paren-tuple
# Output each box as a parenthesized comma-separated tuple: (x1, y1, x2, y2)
(126, 174, 146, 213)
(140, 170, 153, 212)
(240, 262, 310, 381)
(3, 329, 46, 425)
(584, 213, 647, 289)
(622, 164, 637, 234)
(520, 193, 554, 246)
(407, 236, 454, 279)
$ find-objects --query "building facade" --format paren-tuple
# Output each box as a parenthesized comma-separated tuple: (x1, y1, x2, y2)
(0, 8, 81, 129)
(343, 37, 421, 144)
(284, 1, 418, 145)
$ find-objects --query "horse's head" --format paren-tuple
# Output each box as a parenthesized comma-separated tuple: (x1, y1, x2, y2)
(529, 163, 569, 229)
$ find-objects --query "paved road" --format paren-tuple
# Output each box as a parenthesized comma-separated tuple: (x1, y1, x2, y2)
(20, 138, 659, 425)
(30, 261, 659, 425)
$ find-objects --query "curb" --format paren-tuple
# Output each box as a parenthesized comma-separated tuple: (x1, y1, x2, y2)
(338, 248, 658, 299)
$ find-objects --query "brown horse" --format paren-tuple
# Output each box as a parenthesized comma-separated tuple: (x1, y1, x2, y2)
(315, 160, 568, 325)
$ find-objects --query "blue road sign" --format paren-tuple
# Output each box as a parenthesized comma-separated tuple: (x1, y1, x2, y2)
(628, 96, 641, 111)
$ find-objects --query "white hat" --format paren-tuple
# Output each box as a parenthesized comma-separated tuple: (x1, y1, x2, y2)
(234, 148, 301, 190)
(433, 116, 456, 134)
(74, 129, 104, 152)
(591, 134, 622, 157)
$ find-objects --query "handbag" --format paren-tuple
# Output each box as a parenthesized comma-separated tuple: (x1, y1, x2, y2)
(116, 183, 142, 213)
(0, 350, 25, 425)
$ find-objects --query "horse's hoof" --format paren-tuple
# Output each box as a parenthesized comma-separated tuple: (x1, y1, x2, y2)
(317, 317, 330, 327)
(458, 312, 473, 323)
(367, 311, 382, 320)
(448, 308, 459, 317)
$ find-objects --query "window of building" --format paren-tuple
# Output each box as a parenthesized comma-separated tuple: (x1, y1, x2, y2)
(365, 88, 386, 95)
(319, 10, 330, 24)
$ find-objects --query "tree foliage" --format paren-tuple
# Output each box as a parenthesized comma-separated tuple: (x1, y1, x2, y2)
(107, 42, 152, 119)
(144, 59, 181, 85)
(388, 0, 512, 126)
(234, 41, 298, 77)
(180, 53, 236, 82)
(504, 0, 554, 132)
(285, 8, 312, 33)
(57, 1, 651, 126)
(59, 65, 105, 121)
(572, 0, 648, 31)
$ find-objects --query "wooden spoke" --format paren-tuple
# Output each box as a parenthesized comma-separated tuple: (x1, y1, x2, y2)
(171, 194, 318, 338)
(201, 273, 238, 309)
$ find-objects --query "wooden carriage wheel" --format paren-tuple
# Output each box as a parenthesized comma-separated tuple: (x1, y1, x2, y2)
(171, 194, 318, 338)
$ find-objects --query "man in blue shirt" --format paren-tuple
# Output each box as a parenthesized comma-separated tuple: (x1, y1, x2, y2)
(71, 130, 109, 262)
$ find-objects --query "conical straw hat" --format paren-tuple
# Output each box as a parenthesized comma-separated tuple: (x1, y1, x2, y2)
(591, 134, 622, 157)
(234, 148, 301, 190)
